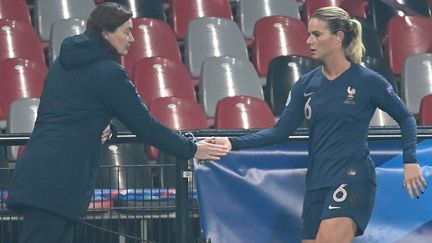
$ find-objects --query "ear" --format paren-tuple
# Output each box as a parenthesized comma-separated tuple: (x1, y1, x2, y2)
(335, 31, 344, 44)
(102, 30, 110, 41)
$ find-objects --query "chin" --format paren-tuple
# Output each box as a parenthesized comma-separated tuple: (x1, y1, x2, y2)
(311, 54, 320, 60)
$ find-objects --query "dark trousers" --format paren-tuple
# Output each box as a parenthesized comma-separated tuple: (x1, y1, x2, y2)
(19, 207, 75, 243)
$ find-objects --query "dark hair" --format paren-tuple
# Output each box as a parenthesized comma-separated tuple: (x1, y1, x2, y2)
(86, 2, 133, 38)
(312, 6, 364, 63)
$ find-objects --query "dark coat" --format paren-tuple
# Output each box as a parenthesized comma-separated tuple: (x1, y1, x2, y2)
(6, 33, 197, 221)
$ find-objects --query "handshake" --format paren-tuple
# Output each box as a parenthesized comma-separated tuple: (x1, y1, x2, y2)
(194, 137, 232, 161)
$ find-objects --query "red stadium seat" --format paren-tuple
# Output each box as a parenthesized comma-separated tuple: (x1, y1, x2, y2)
(214, 96, 275, 129)
(121, 17, 182, 76)
(0, 0, 31, 24)
(133, 57, 196, 105)
(303, 0, 368, 22)
(419, 94, 432, 125)
(147, 97, 208, 159)
(236, 0, 301, 44)
(0, 19, 45, 65)
(252, 16, 311, 77)
(384, 15, 432, 76)
(0, 58, 47, 119)
(170, 0, 233, 40)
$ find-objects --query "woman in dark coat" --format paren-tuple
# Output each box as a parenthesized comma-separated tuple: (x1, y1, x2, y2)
(6, 3, 228, 243)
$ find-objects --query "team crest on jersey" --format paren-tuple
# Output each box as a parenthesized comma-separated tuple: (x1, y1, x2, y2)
(386, 85, 396, 95)
(344, 86, 356, 104)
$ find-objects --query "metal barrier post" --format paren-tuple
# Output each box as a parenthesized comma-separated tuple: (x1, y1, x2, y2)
(176, 158, 191, 243)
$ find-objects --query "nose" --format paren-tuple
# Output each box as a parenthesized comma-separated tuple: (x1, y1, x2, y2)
(306, 35, 312, 45)
(129, 33, 134, 43)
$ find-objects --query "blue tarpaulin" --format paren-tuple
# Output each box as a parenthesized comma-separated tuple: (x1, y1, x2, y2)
(195, 139, 432, 243)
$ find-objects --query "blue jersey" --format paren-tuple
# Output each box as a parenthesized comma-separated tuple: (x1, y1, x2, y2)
(229, 63, 417, 190)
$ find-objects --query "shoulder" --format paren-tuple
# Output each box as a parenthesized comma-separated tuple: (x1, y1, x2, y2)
(85, 60, 135, 96)
(350, 64, 392, 89)
(92, 60, 131, 85)
(97, 60, 128, 77)
(352, 64, 386, 83)
(351, 64, 397, 97)
(299, 66, 322, 83)
(294, 66, 322, 89)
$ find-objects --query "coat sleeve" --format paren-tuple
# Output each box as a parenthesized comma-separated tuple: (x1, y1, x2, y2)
(90, 64, 197, 160)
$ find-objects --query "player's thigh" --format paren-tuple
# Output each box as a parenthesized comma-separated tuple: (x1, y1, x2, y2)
(316, 216, 356, 243)
(302, 240, 316, 243)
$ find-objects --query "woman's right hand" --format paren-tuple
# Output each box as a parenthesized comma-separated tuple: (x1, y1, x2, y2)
(211, 137, 232, 151)
(194, 137, 230, 161)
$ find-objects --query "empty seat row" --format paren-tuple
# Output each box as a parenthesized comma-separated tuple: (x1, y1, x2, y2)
(120, 14, 430, 87)
(0, 52, 430, 129)
(116, 0, 431, 43)
(0, 1, 430, 116)
(2, 2, 429, 83)
(5, 0, 432, 45)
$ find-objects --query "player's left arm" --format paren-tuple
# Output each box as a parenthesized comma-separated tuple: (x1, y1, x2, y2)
(370, 75, 428, 199)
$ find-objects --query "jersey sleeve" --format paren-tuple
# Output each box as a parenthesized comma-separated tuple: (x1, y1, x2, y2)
(229, 79, 306, 150)
(369, 74, 417, 163)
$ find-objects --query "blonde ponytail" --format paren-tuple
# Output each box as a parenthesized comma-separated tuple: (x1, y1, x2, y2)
(345, 18, 365, 63)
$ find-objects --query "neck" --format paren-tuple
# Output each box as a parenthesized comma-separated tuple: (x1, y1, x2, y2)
(321, 58, 351, 80)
